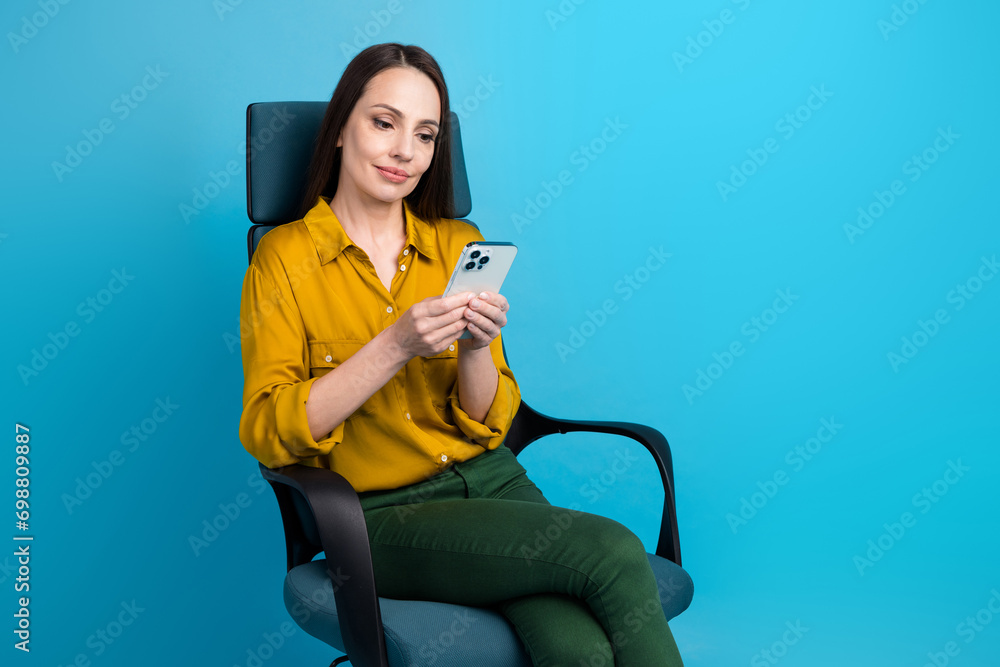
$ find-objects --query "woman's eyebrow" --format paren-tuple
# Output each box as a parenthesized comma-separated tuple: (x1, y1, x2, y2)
(369, 103, 439, 128)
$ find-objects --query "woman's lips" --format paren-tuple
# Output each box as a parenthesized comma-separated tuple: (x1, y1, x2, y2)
(376, 166, 408, 183)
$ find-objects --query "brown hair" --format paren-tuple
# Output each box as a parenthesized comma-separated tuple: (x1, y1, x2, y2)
(297, 43, 454, 222)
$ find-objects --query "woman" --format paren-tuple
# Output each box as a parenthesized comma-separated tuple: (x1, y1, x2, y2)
(239, 42, 684, 667)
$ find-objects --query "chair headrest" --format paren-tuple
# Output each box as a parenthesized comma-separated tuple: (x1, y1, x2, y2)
(245, 102, 472, 225)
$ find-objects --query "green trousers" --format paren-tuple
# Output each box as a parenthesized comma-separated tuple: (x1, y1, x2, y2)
(357, 444, 684, 667)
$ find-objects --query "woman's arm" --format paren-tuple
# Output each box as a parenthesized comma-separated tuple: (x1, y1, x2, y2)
(303, 327, 411, 441)
(453, 290, 513, 426)
(455, 346, 499, 423)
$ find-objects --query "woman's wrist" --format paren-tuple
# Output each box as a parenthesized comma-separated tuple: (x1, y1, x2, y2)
(377, 324, 413, 369)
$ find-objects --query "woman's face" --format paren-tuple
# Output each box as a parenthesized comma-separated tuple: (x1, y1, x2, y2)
(336, 66, 441, 206)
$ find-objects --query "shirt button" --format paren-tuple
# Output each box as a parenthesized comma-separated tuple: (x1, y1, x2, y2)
(403, 248, 409, 256)
(405, 412, 411, 420)
(325, 355, 332, 362)
(440, 454, 448, 462)
(386, 306, 393, 313)
(400, 264, 406, 271)
(448, 344, 455, 351)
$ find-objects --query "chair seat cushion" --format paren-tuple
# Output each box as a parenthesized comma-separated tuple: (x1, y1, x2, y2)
(283, 554, 693, 666)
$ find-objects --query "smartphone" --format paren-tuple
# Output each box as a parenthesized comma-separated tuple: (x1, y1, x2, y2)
(443, 241, 518, 339)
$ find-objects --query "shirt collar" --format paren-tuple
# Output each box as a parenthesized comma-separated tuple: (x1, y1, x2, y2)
(304, 196, 439, 265)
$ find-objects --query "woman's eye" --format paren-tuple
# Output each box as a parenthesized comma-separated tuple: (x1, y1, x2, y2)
(374, 119, 392, 130)
(419, 133, 436, 143)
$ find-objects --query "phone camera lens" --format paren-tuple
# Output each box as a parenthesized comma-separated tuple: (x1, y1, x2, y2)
(478, 255, 490, 265)
(470, 250, 481, 259)
(464, 261, 476, 271)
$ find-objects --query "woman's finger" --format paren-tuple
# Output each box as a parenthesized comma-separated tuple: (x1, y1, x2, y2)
(465, 321, 490, 347)
(469, 295, 506, 328)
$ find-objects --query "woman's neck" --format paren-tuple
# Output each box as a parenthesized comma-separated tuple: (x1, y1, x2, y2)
(329, 191, 405, 248)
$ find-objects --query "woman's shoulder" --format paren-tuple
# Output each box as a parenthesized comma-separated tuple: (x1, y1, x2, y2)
(249, 220, 317, 278)
(420, 216, 486, 269)
(428, 215, 486, 247)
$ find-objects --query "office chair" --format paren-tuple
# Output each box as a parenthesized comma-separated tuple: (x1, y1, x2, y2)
(243, 102, 694, 667)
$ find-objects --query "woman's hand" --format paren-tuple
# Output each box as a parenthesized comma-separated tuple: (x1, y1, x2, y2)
(457, 291, 509, 351)
(389, 291, 476, 360)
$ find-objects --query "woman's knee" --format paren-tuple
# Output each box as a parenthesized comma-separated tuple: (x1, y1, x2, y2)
(520, 507, 648, 574)
(576, 512, 649, 566)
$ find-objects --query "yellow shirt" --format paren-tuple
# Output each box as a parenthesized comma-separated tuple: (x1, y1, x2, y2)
(238, 196, 521, 492)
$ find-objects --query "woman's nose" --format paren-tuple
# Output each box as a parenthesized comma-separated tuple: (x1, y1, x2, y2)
(389, 131, 414, 160)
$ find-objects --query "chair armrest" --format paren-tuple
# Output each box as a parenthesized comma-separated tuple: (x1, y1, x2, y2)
(260, 463, 389, 667)
(506, 401, 682, 566)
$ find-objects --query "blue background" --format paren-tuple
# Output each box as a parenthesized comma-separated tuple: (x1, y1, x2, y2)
(3, 0, 998, 665)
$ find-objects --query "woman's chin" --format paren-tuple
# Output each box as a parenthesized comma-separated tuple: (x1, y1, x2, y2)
(367, 184, 416, 204)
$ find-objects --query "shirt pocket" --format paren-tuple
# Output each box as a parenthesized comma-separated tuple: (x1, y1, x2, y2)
(307, 339, 374, 415)
(421, 344, 459, 413)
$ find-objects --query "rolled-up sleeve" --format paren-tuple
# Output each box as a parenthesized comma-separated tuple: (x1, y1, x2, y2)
(238, 259, 344, 467)
(448, 331, 521, 449)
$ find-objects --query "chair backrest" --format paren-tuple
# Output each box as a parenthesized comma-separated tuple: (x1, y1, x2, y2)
(245, 101, 474, 262)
